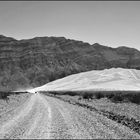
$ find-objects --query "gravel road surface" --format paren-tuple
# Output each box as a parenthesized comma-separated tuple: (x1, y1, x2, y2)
(0, 93, 139, 139)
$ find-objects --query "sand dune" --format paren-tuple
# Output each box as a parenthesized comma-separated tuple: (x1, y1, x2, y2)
(29, 68, 140, 92)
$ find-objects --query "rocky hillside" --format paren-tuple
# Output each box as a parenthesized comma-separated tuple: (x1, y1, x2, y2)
(0, 35, 140, 91)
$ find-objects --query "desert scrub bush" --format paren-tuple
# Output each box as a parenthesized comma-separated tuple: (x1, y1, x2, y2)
(65, 91, 78, 96)
(48, 91, 59, 96)
(82, 92, 93, 99)
(101, 91, 140, 105)
(46, 90, 140, 105)
(0, 91, 29, 102)
(105, 92, 115, 99)
(0, 91, 10, 100)
(110, 93, 124, 103)
(78, 96, 82, 100)
(94, 92, 105, 99)
(124, 92, 140, 104)
(47, 90, 80, 96)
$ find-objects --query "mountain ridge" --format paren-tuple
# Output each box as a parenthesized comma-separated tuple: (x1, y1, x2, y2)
(0, 35, 140, 91)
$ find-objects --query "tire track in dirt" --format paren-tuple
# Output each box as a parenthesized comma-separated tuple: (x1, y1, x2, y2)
(0, 93, 140, 139)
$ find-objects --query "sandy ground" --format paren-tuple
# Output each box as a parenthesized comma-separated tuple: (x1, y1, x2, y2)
(57, 94, 140, 121)
(0, 93, 139, 139)
(0, 93, 31, 118)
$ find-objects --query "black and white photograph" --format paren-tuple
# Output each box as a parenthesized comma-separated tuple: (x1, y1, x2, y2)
(0, 1, 140, 139)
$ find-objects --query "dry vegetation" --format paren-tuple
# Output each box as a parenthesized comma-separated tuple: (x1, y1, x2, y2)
(0, 91, 29, 100)
(0, 91, 31, 115)
(43, 90, 140, 104)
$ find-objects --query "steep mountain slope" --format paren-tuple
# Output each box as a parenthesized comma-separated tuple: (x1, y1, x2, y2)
(30, 68, 140, 92)
(0, 35, 140, 91)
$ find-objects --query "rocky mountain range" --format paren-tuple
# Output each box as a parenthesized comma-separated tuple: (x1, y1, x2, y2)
(0, 35, 140, 91)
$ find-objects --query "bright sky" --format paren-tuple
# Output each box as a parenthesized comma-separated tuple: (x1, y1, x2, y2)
(0, 1, 140, 49)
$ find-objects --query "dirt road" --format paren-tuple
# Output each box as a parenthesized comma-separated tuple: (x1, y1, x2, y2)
(0, 93, 139, 139)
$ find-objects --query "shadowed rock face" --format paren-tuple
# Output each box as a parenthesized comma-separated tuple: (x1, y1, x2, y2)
(0, 35, 140, 91)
